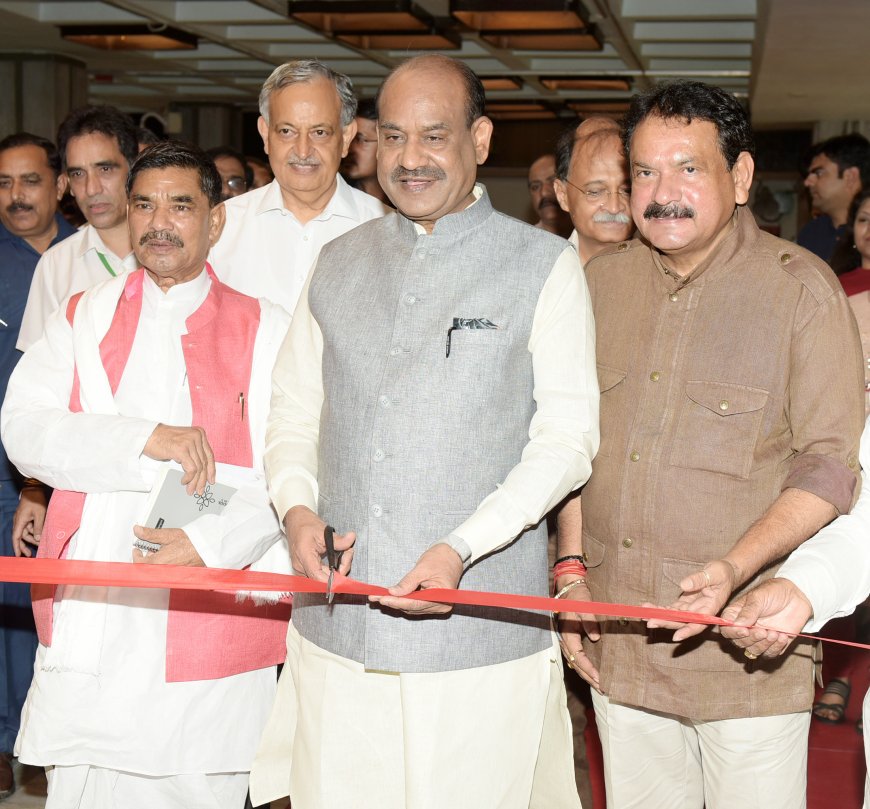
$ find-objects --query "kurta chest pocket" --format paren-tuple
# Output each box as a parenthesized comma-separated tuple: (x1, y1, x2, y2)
(669, 381, 769, 479)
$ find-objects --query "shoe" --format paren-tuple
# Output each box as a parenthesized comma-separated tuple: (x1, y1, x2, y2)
(812, 677, 851, 724)
(0, 755, 14, 801)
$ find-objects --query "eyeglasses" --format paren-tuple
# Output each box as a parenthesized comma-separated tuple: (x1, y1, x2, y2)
(226, 176, 247, 193)
(563, 178, 630, 204)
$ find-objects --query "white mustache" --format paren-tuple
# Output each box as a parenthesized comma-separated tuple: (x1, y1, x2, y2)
(593, 211, 632, 224)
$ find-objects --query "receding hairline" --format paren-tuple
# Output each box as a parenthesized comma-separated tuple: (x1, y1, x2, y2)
(572, 130, 624, 165)
(380, 55, 471, 108)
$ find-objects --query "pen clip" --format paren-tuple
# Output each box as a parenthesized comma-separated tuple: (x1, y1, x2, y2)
(445, 317, 460, 358)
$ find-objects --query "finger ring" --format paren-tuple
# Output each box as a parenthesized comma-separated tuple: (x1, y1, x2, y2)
(702, 568, 712, 587)
(744, 650, 758, 660)
(568, 654, 576, 663)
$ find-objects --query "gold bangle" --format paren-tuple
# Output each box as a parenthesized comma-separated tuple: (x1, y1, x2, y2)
(554, 578, 586, 602)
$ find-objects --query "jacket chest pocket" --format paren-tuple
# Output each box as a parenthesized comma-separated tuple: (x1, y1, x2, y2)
(669, 381, 768, 479)
(596, 364, 627, 459)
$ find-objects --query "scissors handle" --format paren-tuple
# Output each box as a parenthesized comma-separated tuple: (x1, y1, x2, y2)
(324, 524, 337, 572)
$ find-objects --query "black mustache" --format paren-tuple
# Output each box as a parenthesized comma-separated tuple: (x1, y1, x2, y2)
(538, 197, 559, 210)
(391, 166, 446, 182)
(643, 201, 695, 220)
(139, 230, 184, 247)
(7, 202, 33, 214)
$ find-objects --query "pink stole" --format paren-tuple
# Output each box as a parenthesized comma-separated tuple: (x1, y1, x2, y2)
(35, 267, 290, 682)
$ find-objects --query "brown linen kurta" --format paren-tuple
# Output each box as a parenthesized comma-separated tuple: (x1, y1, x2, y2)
(582, 206, 864, 721)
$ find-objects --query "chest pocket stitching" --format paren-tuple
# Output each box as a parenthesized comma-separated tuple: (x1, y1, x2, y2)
(684, 380, 768, 416)
(447, 329, 513, 348)
(597, 363, 627, 393)
(596, 364, 627, 459)
(669, 380, 770, 479)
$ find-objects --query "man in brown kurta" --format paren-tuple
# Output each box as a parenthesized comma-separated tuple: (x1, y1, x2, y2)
(556, 80, 864, 808)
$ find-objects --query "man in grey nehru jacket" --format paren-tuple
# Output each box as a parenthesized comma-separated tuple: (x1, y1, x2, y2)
(263, 54, 599, 809)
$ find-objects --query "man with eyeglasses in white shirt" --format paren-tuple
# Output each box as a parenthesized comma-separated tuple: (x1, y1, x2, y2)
(554, 117, 634, 266)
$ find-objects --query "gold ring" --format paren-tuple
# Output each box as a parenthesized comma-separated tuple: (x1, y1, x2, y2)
(702, 568, 712, 587)
(744, 650, 758, 660)
(568, 654, 576, 663)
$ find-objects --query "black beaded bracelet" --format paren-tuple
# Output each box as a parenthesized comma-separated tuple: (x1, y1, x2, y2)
(556, 553, 586, 565)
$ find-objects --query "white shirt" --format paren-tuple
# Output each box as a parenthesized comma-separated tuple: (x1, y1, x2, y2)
(209, 174, 388, 315)
(1, 270, 290, 775)
(17, 224, 137, 351)
(266, 202, 600, 565)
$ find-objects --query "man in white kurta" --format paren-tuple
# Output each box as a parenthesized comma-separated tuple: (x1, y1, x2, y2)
(208, 59, 387, 314)
(1, 141, 290, 808)
(262, 55, 599, 809)
(17, 105, 142, 352)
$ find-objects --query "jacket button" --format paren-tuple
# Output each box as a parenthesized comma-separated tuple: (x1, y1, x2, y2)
(669, 293, 679, 302)
(780, 252, 792, 264)
(371, 504, 383, 517)
(719, 400, 729, 411)
(630, 451, 640, 462)
(622, 537, 633, 548)
(650, 371, 661, 381)
(617, 242, 628, 252)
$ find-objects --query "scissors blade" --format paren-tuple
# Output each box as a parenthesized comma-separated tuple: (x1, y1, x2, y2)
(324, 525, 337, 604)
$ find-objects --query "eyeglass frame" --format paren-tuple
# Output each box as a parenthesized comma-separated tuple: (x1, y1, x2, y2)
(560, 177, 631, 204)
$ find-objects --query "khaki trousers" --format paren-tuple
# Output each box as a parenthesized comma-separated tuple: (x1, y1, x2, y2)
(591, 691, 810, 809)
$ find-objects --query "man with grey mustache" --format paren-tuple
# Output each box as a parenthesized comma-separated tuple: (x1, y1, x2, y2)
(553, 116, 634, 266)
(554, 80, 863, 808)
(209, 59, 388, 315)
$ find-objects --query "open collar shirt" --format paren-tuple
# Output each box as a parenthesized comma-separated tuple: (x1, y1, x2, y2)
(209, 174, 388, 315)
(17, 223, 137, 352)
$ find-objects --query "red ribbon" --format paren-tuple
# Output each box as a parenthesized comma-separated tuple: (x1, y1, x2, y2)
(0, 557, 865, 650)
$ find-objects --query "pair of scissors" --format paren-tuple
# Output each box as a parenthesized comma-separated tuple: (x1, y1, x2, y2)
(324, 524, 341, 604)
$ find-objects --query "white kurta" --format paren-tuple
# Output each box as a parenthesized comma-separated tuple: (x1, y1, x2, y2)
(1, 269, 290, 776)
(777, 415, 870, 809)
(17, 224, 138, 352)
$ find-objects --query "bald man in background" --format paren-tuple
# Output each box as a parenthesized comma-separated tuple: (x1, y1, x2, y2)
(554, 117, 633, 266)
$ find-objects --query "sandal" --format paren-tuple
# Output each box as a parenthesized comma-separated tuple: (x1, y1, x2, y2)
(813, 677, 851, 724)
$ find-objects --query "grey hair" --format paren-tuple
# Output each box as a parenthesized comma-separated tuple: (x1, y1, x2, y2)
(258, 59, 357, 127)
